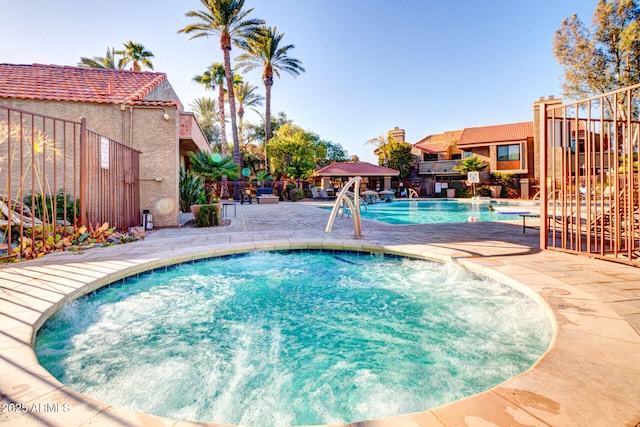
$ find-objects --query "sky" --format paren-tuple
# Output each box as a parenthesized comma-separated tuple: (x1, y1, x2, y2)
(1, 0, 599, 164)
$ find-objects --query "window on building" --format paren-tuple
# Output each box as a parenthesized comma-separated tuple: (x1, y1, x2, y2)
(423, 153, 438, 161)
(462, 151, 472, 158)
(497, 144, 520, 161)
(451, 153, 461, 160)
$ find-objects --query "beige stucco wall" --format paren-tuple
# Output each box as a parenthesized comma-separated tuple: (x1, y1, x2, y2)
(533, 97, 563, 184)
(0, 99, 179, 227)
(131, 108, 179, 228)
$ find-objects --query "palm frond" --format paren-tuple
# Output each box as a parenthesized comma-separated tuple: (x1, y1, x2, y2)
(77, 47, 122, 69)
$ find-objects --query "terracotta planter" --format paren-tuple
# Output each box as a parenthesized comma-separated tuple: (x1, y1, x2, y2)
(190, 204, 203, 217)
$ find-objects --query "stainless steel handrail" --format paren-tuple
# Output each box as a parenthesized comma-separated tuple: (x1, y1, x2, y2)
(325, 176, 362, 239)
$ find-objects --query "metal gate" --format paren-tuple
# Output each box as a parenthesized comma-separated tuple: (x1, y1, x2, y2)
(540, 84, 640, 266)
(0, 105, 140, 260)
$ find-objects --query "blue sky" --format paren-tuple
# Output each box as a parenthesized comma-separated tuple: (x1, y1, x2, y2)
(1, 1, 597, 163)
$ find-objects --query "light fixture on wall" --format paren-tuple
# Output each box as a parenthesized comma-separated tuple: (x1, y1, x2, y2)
(128, 105, 171, 121)
(125, 105, 173, 147)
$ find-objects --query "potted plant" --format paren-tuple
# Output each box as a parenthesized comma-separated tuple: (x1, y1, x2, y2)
(188, 151, 240, 226)
(491, 172, 516, 198)
(254, 170, 273, 188)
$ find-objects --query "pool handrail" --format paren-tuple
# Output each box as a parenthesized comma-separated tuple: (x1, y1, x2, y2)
(325, 176, 362, 238)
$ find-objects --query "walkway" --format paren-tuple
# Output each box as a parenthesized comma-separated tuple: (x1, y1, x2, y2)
(1, 201, 640, 426)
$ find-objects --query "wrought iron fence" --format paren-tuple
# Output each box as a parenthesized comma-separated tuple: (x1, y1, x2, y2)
(0, 105, 140, 260)
(540, 84, 640, 266)
(82, 122, 140, 231)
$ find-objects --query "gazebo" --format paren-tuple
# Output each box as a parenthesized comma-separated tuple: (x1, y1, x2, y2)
(313, 162, 400, 193)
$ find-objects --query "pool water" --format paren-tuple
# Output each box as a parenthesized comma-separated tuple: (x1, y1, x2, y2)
(337, 200, 524, 224)
(35, 251, 552, 426)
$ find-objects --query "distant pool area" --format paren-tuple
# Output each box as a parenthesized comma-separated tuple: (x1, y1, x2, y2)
(322, 200, 536, 225)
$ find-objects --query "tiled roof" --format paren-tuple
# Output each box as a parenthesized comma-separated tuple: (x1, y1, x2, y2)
(315, 161, 399, 177)
(0, 63, 178, 107)
(457, 122, 533, 147)
(414, 130, 462, 153)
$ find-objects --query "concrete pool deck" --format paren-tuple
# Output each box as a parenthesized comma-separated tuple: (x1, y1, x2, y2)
(1, 201, 640, 427)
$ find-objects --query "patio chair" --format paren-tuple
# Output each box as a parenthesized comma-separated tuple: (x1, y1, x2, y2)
(309, 185, 321, 199)
(549, 184, 639, 241)
(234, 189, 252, 204)
(319, 189, 336, 200)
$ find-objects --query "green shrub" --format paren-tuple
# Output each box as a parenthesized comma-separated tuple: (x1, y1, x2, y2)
(195, 204, 220, 227)
(456, 187, 472, 198)
(477, 186, 492, 197)
(23, 190, 79, 222)
(290, 189, 304, 201)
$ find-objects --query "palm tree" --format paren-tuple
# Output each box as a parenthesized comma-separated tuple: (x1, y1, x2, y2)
(453, 156, 487, 174)
(236, 26, 305, 155)
(453, 156, 487, 198)
(188, 151, 240, 201)
(233, 80, 264, 152)
(78, 47, 123, 69)
(189, 97, 219, 146)
(117, 41, 155, 71)
(365, 134, 392, 168)
(193, 63, 229, 157)
(178, 0, 264, 172)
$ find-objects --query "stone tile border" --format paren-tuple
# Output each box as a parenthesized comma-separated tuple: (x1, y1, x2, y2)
(1, 202, 640, 426)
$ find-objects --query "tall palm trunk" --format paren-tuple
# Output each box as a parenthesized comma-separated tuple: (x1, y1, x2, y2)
(221, 37, 241, 171)
(264, 73, 273, 171)
(237, 105, 245, 153)
(217, 84, 228, 158)
(217, 82, 229, 198)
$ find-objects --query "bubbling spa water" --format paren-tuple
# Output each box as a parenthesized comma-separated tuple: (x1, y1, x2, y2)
(35, 251, 553, 426)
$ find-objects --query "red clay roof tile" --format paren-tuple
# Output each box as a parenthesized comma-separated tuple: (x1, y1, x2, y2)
(457, 122, 533, 147)
(0, 63, 179, 107)
(414, 130, 463, 147)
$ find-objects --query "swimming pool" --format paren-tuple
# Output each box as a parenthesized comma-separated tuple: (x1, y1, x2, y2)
(342, 200, 530, 224)
(35, 250, 552, 426)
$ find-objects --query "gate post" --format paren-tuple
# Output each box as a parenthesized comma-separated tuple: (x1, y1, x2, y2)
(79, 117, 87, 226)
(538, 103, 547, 249)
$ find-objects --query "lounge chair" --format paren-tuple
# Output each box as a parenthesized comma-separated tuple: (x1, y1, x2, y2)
(309, 185, 321, 199)
(549, 184, 639, 244)
(319, 189, 336, 200)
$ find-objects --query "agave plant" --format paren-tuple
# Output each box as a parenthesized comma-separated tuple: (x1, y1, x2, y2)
(179, 167, 206, 213)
